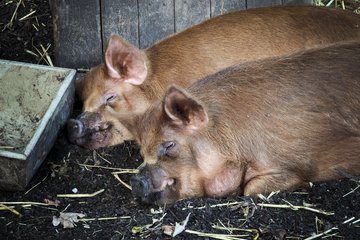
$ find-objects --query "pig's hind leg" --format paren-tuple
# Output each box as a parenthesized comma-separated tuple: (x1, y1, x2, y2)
(243, 137, 360, 196)
(242, 171, 306, 196)
(313, 136, 360, 182)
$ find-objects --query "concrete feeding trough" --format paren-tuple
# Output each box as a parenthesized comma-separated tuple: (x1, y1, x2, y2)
(0, 60, 76, 191)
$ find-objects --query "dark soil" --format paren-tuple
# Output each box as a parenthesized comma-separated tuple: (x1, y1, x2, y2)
(0, 1, 359, 239)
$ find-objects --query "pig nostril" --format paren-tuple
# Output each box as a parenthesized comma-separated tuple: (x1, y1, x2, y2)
(67, 119, 84, 137)
(130, 175, 150, 198)
(167, 178, 175, 186)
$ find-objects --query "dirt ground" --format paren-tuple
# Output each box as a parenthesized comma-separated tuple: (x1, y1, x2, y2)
(0, 1, 359, 239)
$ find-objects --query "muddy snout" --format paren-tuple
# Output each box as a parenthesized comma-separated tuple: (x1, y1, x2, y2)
(130, 166, 176, 204)
(130, 171, 164, 204)
(67, 118, 85, 140)
(67, 112, 102, 141)
(130, 174, 151, 201)
(67, 112, 112, 149)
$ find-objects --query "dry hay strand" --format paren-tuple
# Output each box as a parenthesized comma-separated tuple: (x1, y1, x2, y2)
(78, 163, 137, 172)
(56, 189, 104, 198)
(2, 0, 54, 65)
(0, 201, 57, 207)
(79, 216, 131, 222)
(2, 0, 23, 31)
(112, 170, 138, 190)
(26, 42, 53, 66)
(257, 200, 334, 216)
(0, 145, 15, 149)
(305, 216, 359, 240)
(316, 0, 360, 13)
(18, 9, 36, 21)
(93, 150, 112, 164)
(182, 198, 334, 216)
(185, 228, 259, 240)
(0, 203, 21, 216)
(77, 163, 137, 190)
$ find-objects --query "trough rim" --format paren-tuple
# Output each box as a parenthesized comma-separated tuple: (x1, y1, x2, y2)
(0, 59, 76, 160)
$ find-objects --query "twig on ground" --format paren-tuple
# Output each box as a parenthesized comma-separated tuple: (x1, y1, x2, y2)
(78, 163, 138, 172)
(0, 146, 15, 149)
(112, 170, 138, 174)
(185, 228, 259, 240)
(79, 216, 131, 222)
(0, 204, 21, 216)
(57, 189, 104, 198)
(31, 42, 53, 66)
(257, 201, 334, 216)
(40, 44, 53, 66)
(2, 0, 22, 31)
(212, 225, 253, 234)
(93, 150, 112, 165)
(257, 191, 279, 202)
(343, 184, 360, 197)
(0, 205, 15, 210)
(112, 173, 132, 190)
(132, 212, 167, 237)
(19, 9, 36, 21)
(304, 227, 338, 240)
(0, 201, 55, 207)
(182, 200, 252, 211)
(25, 174, 48, 195)
(25, 49, 38, 57)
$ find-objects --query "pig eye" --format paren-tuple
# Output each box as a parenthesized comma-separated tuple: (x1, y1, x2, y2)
(160, 141, 176, 157)
(102, 92, 118, 105)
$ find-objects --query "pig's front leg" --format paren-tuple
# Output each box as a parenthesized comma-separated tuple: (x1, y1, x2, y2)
(243, 172, 306, 196)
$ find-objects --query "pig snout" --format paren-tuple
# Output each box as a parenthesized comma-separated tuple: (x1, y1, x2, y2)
(130, 173, 164, 204)
(130, 174, 151, 199)
(66, 112, 112, 149)
(130, 166, 177, 204)
(67, 118, 85, 139)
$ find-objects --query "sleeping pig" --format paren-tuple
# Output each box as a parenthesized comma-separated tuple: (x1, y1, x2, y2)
(121, 41, 360, 205)
(68, 6, 360, 149)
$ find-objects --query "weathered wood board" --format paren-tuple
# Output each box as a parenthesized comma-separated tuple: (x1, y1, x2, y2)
(101, 0, 139, 51)
(175, 0, 211, 32)
(211, 0, 246, 16)
(138, 0, 175, 49)
(50, 0, 102, 69)
(51, 0, 313, 69)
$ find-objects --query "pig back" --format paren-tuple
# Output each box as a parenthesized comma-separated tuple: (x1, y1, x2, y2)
(145, 6, 360, 95)
(190, 41, 360, 181)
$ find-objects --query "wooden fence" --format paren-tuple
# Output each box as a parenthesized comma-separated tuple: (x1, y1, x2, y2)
(50, 0, 312, 69)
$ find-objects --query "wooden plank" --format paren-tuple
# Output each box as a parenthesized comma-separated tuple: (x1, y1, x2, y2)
(283, 0, 313, 5)
(138, 0, 174, 49)
(101, 0, 139, 49)
(50, 0, 102, 69)
(175, 0, 210, 32)
(246, 0, 282, 8)
(211, 0, 246, 17)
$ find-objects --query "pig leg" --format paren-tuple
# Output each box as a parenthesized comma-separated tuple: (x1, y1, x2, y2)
(314, 137, 360, 182)
(244, 137, 360, 196)
(243, 172, 306, 196)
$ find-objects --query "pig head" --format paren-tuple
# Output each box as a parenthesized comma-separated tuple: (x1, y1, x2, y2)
(68, 6, 360, 149)
(128, 42, 360, 205)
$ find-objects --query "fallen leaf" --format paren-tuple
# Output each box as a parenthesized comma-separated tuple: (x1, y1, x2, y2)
(44, 198, 60, 206)
(162, 213, 191, 237)
(52, 212, 86, 228)
(131, 224, 152, 234)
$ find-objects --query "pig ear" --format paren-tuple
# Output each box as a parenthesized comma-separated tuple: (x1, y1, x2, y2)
(104, 34, 147, 85)
(164, 86, 208, 130)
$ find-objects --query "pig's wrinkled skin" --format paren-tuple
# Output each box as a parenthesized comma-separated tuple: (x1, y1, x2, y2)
(67, 6, 360, 149)
(126, 42, 360, 205)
